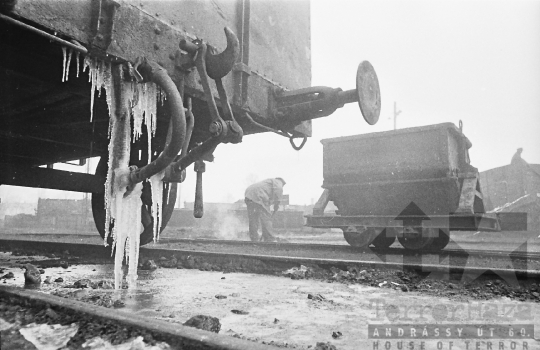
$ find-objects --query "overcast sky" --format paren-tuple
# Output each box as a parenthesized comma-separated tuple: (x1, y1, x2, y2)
(1, 0, 539, 207)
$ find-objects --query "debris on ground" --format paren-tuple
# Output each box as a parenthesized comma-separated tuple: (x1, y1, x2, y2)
(82, 336, 171, 349)
(0, 299, 171, 349)
(331, 331, 342, 339)
(73, 279, 92, 288)
(314, 341, 338, 350)
(54, 277, 64, 283)
(94, 280, 114, 289)
(45, 308, 60, 320)
(50, 289, 123, 309)
(113, 299, 126, 308)
(83, 294, 120, 308)
(140, 260, 158, 271)
(231, 309, 249, 315)
(1, 272, 14, 279)
(183, 315, 221, 333)
(307, 293, 326, 302)
(282, 265, 312, 279)
(158, 256, 177, 268)
(215, 294, 227, 299)
(59, 261, 69, 269)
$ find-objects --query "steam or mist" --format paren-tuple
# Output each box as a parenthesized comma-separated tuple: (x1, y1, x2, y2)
(212, 207, 249, 240)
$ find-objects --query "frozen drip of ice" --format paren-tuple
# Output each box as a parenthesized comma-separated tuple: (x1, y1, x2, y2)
(75, 51, 80, 78)
(131, 82, 158, 148)
(61, 47, 67, 82)
(65, 49, 73, 82)
(111, 167, 142, 289)
(149, 171, 165, 243)
(83, 57, 113, 122)
(75, 58, 166, 289)
(61, 47, 74, 82)
(103, 65, 129, 247)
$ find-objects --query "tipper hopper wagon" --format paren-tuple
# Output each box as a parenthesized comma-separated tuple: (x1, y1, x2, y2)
(306, 123, 528, 250)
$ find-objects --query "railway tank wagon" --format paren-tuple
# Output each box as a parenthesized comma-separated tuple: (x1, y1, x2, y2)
(0, 1, 381, 245)
(306, 122, 525, 251)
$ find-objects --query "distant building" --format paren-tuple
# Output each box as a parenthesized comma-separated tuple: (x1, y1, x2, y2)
(35, 198, 94, 231)
(0, 202, 37, 228)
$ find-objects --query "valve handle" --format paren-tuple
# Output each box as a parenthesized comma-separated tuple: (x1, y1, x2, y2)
(193, 160, 205, 218)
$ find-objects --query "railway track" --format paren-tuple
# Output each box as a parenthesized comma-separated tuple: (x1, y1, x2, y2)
(157, 237, 540, 261)
(1, 237, 539, 349)
(3, 233, 539, 263)
(1, 237, 539, 279)
(0, 286, 268, 350)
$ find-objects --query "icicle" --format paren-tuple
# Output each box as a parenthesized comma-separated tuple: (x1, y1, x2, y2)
(111, 168, 142, 289)
(83, 57, 97, 122)
(145, 83, 158, 163)
(149, 170, 165, 243)
(83, 57, 113, 122)
(159, 87, 167, 105)
(61, 46, 67, 82)
(103, 63, 130, 247)
(65, 49, 73, 82)
(131, 84, 144, 141)
(75, 51, 80, 78)
(98, 62, 167, 289)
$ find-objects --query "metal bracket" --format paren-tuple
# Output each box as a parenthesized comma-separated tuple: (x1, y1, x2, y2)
(312, 189, 331, 216)
(456, 172, 485, 214)
(90, 0, 120, 51)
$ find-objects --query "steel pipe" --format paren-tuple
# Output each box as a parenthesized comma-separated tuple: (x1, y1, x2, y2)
(0, 14, 88, 54)
(128, 60, 185, 186)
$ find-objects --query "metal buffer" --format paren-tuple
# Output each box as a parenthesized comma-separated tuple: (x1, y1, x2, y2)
(274, 61, 381, 127)
(246, 60, 381, 151)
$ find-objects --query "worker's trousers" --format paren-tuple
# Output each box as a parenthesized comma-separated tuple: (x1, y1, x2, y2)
(245, 199, 274, 242)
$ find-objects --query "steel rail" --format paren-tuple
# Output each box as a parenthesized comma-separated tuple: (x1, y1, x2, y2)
(0, 285, 272, 350)
(0, 239, 538, 279)
(2, 234, 540, 260)
(136, 236, 540, 260)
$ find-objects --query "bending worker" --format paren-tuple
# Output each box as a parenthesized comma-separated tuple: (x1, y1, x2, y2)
(511, 148, 528, 167)
(244, 177, 286, 242)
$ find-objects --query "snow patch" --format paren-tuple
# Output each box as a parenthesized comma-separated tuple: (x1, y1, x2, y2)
(19, 322, 79, 350)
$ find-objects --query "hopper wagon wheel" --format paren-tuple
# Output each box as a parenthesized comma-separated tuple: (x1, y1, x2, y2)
(427, 228, 450, 251)
(397, 226, 434, 250)
(91, 155, 177, 246)
(370, 228, 397, 249)
(343, 227, 378, 248)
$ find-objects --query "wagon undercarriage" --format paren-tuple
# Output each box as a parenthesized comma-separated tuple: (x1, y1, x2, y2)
(0, 1, 382, 249)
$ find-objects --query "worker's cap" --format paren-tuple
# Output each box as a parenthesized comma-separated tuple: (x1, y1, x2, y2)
(275, 177, 286, 185)
(518, 147, 523, 151)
